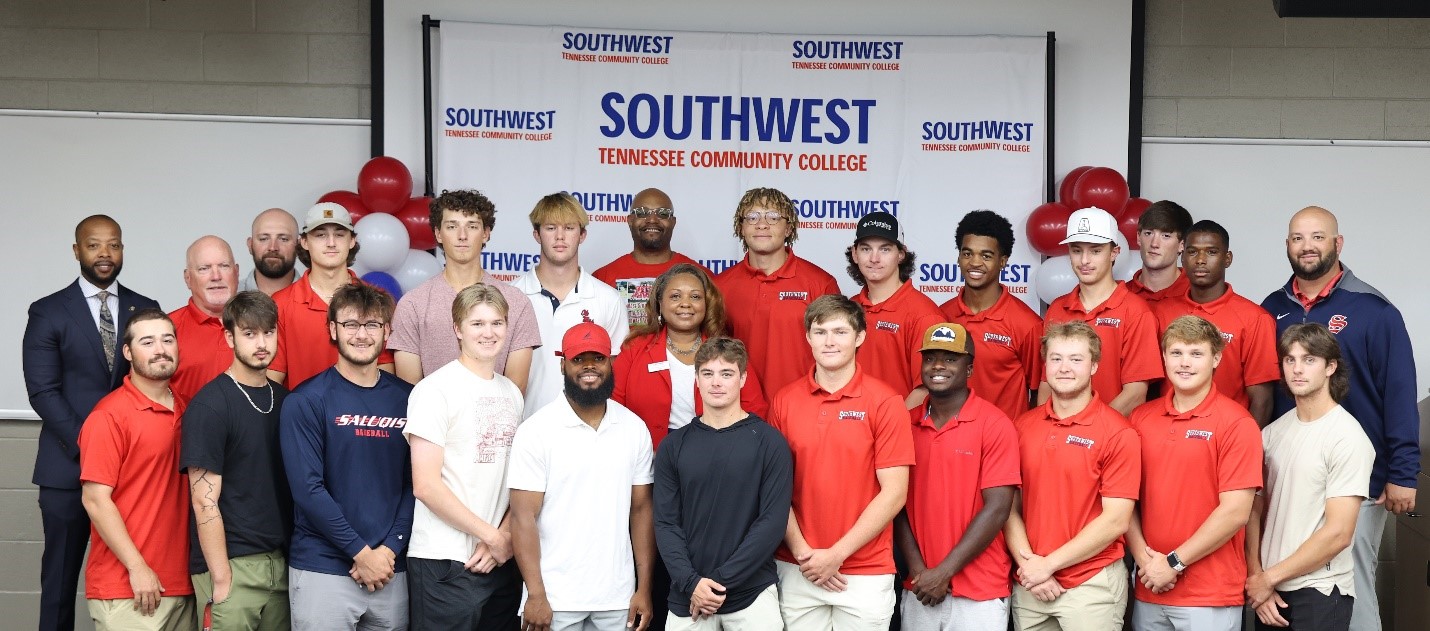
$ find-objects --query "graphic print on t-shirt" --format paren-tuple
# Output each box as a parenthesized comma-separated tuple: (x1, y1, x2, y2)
(334, 414, 408, 438)
(473, 395, 521, 463)
(614, 278, 657, 327)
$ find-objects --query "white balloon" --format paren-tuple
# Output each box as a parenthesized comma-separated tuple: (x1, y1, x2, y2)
(1035, 256, 1078, 305)
(1112, 230, 1141, 281)
(354, 213, 411, 272)
(392, 249, 445, 293)
(348, 256, 371, 279)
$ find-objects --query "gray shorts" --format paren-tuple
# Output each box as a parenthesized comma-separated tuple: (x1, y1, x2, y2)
(289, 567, 408, 631)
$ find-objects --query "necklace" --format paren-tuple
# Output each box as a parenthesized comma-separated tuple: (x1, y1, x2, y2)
(667, 335, 702, 356)
(227, 371, 275, 414)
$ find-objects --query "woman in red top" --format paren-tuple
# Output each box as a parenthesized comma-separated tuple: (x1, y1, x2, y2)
(613, 263, 768, 447)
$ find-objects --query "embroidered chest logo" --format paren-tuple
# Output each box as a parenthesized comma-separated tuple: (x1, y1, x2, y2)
(983, 332, 1013, 347)
(1327, 314, 1349, 334)
(1094, 317, 1121, 328)
(1185, 429, 1213, 441)
(875, 320, 900, 333)
(1066, 435, 1094, 449)
(779, 291, 809, 301)
(1221, 332, 1234, 344)
(838, 410, 867, 421)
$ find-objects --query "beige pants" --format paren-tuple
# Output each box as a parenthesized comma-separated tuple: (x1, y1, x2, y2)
(1010, 562, 1127, 631)
(776, 560, 894, 631)
(666, 584, 782, 630)
(89, 595, 196, 631)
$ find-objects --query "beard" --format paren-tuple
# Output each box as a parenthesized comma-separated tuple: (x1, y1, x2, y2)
(133, 353, 177, 381)
(237, 350, 273, 372)
(1289, 247, 1338, 282)
(255, 253, 296, 279)
(564, 371, 615, 407)
(80, 260, 122, 287)
(337, 339, 383, 367)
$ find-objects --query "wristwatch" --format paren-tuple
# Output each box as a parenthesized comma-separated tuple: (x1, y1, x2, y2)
(1166, 551, 1187, 573)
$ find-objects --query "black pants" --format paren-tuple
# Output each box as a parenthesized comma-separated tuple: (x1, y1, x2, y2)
(408, 557, 521, 630)
(38, 487, 88, 631)
(1254, 586, 1353, 631)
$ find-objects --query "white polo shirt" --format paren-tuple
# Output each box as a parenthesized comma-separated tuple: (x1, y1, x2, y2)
(511, 267, 629, 418)
(507, 397, 654, 612)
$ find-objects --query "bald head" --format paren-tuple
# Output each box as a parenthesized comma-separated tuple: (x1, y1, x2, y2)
(1285, 206, 1343, 282)
(74, 214, 120, 243)
(184, 236, 239, 316)
(629, 188, 677, 253)
(633, 188, 672, 210)
(73, 214, 124, 287)
(248, 208, 299, 281)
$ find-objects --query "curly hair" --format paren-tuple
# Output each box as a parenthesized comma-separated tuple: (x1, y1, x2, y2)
(731, 187, 799, 247)
(430, 189, 497, 233)
(955, 209, 1015, 257)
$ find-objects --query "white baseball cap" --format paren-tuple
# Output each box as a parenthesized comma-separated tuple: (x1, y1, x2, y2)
(1059, 207, 1119, 245)
(302, 202, 355, 235)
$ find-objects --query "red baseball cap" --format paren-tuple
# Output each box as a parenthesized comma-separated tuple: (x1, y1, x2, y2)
(557, 322, 611, 359)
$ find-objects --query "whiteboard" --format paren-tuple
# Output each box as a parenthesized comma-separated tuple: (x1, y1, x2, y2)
(1141, 139, 1430, 398)
(0, 112, 370, 418)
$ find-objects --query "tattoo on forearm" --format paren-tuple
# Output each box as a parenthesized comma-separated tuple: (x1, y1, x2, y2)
(190, 470, 221, 525)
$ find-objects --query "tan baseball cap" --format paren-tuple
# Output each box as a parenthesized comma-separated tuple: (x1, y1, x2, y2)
(919, 322, 971, 354)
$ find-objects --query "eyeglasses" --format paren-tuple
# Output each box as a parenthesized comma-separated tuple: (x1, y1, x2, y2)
(336, 320, 384, 333)
(742, 211, 788, 225)
(630, 207, 674, 219)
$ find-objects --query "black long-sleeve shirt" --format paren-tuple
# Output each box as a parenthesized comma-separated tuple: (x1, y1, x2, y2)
(653, 413, 793, 616)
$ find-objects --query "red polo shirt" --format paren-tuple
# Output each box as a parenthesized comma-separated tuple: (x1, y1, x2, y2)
(1129, 387, 1262, 606)
(1014, 397, 1140, 589)
(769, 365, 915, 575)
(1153, 284, 1280, 409)
(78, 376, 191, 599)
(853, 280, 944, 393)
(905, 392, 1021, 600)
(940, 287, 1043, 420)
(1292, 270, 1344, 311)
(1044, 282, 1162, 404)
(269, 270, 393, 390)
(715, 249, 841, 398)
(1127, 269, 1190, 306)
(168, 299, 232, 403)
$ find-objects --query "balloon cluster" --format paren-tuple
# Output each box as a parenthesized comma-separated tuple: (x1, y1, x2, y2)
(316, 157, 443, 300)
(1027, 167, 1150, 304)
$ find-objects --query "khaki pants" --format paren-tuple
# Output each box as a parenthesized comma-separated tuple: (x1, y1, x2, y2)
(192, 549, 290, 631)
(1011, 562, 1127, 631)
(666, 584, 782, 630)
(776, 560, 894, 631)
(89, 595, 196, 631)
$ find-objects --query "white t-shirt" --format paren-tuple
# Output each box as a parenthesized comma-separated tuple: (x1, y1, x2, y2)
(403, 360, 525, 562)
(1260, 404, 1375, 596)
(507, 398, 654, 612)
(667, 350, 696, 430)
(511, 268, 629, 418)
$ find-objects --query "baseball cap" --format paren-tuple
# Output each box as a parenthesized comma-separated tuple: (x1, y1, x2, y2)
(854, 211, 904, 245)
(302, 202, 355, 235)
(919, 323, 972, 354)
(557, 321, 612, 359)
(1059, 207, 1119, 245)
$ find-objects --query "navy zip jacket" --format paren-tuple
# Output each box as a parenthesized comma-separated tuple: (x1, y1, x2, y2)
(654, 413, 793, 616)
(1262, 265, 1420, 496)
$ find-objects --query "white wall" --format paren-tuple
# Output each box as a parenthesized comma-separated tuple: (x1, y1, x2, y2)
(382, 0, 1134, 187)
(1141, 139, 1430, 397)
(0, 112, 369, 416)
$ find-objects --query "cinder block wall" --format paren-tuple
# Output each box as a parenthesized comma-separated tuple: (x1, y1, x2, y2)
(1145, 0, 1430, 140)
(0, 0, 371, 118)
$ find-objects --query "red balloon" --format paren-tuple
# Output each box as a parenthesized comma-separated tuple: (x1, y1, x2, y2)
(1118, 197, 1150, 249)
(1058, 166, 1094, 204)
(1069, 167, 1130, 214)
(357, 156, 414, 214)
(316, 190, 371, 225)
(396, 196, 437, 251)
(1026, 202, 1075, 257)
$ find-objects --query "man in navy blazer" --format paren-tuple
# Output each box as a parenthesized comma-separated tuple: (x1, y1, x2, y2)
(23, 215, 159, 631)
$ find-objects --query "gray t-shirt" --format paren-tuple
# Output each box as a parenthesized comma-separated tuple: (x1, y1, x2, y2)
(1260, 404, 1374, 596)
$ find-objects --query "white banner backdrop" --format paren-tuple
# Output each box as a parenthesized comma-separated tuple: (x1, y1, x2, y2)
(435, 22, 1047, 308)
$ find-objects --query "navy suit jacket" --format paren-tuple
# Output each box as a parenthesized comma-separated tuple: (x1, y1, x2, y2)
(22, 280, 159, 489)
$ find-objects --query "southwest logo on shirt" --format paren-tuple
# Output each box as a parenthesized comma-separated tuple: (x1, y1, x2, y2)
(1066, 435, 1094, 449)
(1186, 429, 1213, 441)
(875, 320, 900, 333)
(334, 414, 408, 438)
(982, 332, 1013, 347)
(1094, 317, 1121, 328)
(1328, 314, 1349, 333)
(1221, 332, 1235, 344)
(838, 410, 867, 421)
(779, 291, 809, 301)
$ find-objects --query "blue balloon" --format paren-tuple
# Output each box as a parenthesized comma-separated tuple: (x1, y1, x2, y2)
(361, 271, 403, 300)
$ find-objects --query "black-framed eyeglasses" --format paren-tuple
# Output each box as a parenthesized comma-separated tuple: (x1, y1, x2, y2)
(742, 211, 788, 225)
(336, 320, 384, 332)
(630, 207, 675, 219)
